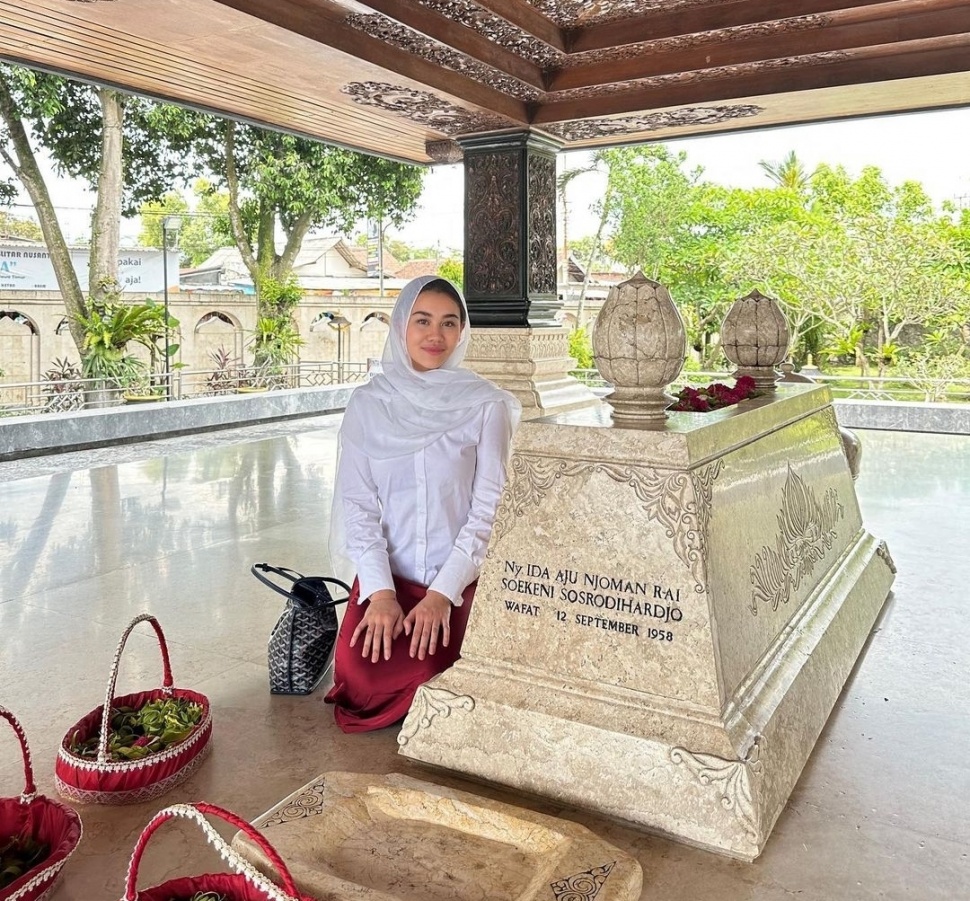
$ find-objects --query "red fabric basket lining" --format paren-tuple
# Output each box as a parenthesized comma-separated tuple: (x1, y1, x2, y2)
(123, 803, 308, 901)
(55, 688, 212, 796)
(1, 707, 83, 901)
(133, 873, 288, 901)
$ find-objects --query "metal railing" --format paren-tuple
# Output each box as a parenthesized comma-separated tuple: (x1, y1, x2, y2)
(569, 369, 970, 404)
(0, 361, 371, 417)
(6, 364, 970, 418)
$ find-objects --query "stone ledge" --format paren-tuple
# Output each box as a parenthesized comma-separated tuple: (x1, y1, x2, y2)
(0, 385, 356, 461)
(835, 399, 970, 434)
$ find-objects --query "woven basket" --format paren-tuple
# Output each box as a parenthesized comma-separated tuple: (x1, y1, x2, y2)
(122, 802, 306, 901)
(54, 614, 212, 805)
(0, 707, 82, 901)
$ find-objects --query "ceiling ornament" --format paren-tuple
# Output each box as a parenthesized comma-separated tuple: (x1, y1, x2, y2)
(530, 0, 669, 28)
(557, 15, 832, 68)
(345, 14, 541, 101)
(415, 0, 563, 68)
(531, 0, 731, 28)
(425, 139, 464, 163)
(342, 82, 513, 135)
(542, 104, 764, 141)
(554, 51, 851, 101)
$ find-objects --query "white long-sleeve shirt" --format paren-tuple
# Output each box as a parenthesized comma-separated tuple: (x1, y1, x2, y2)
(337, 400, 513, 605)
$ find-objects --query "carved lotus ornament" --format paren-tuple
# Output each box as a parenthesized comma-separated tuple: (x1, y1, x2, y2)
(721, 289, 790, 390)
(592, 271, 686, 428)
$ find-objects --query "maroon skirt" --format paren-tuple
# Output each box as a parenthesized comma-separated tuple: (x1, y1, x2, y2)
(324, 575, 475, 733)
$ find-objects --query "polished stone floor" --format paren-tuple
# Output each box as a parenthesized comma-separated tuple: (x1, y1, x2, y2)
(1, 418, 968, 900)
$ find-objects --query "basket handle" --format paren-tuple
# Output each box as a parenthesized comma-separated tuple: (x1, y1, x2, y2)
(97, 613, 174, 766)
(123, 802, 301, 901)
(0, 706, 36, 803)
(251, 563, 351, 606)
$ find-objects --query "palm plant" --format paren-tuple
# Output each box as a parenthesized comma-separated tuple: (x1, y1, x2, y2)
(75, 295, 178, 390)
(758, 151, 811, 193)
(248, 315, 303, 388)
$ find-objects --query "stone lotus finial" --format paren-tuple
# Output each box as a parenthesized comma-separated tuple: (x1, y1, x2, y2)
(592, 271, 686, 428)
(721, 289, 790, 391)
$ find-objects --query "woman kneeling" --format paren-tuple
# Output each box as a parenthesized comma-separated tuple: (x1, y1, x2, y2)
(325, 276, 520, 733)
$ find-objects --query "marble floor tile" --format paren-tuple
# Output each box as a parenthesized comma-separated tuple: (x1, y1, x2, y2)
(1, 422, 968, 900)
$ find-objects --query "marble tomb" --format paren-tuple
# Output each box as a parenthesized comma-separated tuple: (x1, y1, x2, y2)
(398, 277, 896, 861)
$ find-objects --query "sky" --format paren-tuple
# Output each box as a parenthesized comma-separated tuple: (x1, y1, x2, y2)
(5, 107, 969, 255)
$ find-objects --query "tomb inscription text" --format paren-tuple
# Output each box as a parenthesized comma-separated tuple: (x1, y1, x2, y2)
(499, 559, 684, 643)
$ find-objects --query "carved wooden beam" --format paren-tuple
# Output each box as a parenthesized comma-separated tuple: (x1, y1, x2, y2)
(0, 4, 429, 161)
(211, 0, 529, 122)
(566, 0, 905, 54)
(534, 33, 970, 123)
(551, 0, 970, 93)
(351, 0, 547, 90)
(473, 0, 567, 52)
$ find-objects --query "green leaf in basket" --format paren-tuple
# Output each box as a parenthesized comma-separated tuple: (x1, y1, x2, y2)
(68, 698, 203, 761)
(0, 835, 50, 889)
(112, 744, 150, 761)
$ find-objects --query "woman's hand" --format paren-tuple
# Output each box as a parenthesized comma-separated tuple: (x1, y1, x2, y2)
(350, 591, 405, 662)
(403, 590, 452, 660)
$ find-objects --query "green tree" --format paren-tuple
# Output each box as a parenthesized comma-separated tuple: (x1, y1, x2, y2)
(0, 209, 42, 240)
(165, 111, 425, 314)
(724, 212, 864, 369)
(558, 158, 604, 290)
(138, 180, 231, 266)
(601, 145, 702, 280)
(725, 165, 967, 374)
(0, 63, 194, 352)
(138, 191, 189, 253)
(569, 235, 616, 273)
(437, 257, 463, 291)
(386, 239, 439, 262)
(568, 326, 594, 370)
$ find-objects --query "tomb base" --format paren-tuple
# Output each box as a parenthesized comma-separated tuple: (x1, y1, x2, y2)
(399, 385, 895, 860)
(464, 327, 598, 419)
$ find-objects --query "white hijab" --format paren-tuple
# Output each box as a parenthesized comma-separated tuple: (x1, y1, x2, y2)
(339, 275, 521, 458)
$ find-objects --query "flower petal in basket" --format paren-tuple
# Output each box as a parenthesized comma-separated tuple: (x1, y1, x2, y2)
(1, 707, 82, 901)
(123, 803, 308, 901)
(54, 614, 212, 806)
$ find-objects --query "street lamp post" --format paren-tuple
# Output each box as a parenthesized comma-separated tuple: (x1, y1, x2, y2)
(161, 216, 182, 399)
(326, 312, 351, 383)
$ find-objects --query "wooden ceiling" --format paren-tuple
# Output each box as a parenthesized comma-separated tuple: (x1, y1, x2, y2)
(2, 0, 969, 163)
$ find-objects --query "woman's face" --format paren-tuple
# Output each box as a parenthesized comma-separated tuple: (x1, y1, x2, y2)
(405, 289, 463, 371)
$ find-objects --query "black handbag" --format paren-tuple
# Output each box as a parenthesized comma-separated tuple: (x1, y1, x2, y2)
(250, 563, 352, 695)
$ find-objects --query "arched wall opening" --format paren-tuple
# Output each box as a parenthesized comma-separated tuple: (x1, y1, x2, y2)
(0, 310, 40, 384)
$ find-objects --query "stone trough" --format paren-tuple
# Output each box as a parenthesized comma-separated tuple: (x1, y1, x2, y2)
(232, 771, 642, 900)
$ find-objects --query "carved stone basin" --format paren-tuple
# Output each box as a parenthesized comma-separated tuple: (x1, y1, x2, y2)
(232, 771, 642, 901)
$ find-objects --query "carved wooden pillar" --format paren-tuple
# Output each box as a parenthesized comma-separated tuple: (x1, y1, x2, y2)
(459, 130, 596, 417)
(460, 131, 560, 327)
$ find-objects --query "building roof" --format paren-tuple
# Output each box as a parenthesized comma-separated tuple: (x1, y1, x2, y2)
(193, 237, 380, 282)
(294, 236, 364, 271)
(394, 259, 441, 280)
(345, 245, 403, 275)
(3, 2, 966, 164)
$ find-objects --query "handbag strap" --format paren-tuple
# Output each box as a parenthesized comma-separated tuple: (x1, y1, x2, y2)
(0, 706, 36, 803)
(251, 563, 351, 607)
(123, 802, 301, 901)
(97, 613, 175, 765)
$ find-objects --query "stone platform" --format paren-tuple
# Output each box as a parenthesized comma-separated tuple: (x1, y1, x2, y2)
(398, 384, 896, 861)
(232, 771, 642, 900)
